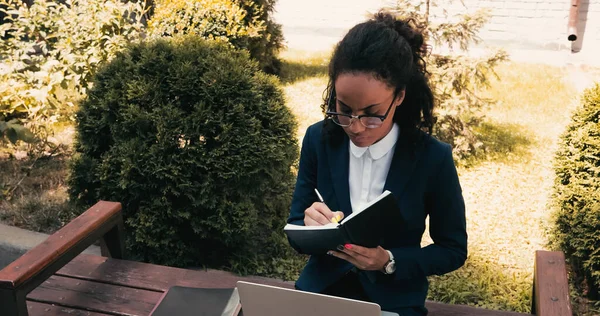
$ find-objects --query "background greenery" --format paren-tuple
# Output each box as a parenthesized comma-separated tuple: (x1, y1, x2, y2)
(391, 0, 508, 161)
(1, 0, 600, 314)
(147, 0, 284, 74)
(550, 83, 600, 311)
(0, 0, 147, 148)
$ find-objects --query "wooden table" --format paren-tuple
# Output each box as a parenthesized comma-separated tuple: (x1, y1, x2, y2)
(0, 201, 572, 316)
(25, 254, 295, 315)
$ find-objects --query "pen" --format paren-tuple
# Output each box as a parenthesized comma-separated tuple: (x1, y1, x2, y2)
(314, 188, 342, 224)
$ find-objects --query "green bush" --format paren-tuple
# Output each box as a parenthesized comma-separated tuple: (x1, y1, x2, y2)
(550, 83, 600, 299)
(0, 0, 146, 147)
(68, 35, 300, 277)
(147, 0, 283, 74)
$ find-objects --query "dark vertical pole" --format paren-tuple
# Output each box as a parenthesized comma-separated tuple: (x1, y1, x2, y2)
(567, 0, 580, 41)
(0, 288, 28, 316)
(100, 214, 125, 259)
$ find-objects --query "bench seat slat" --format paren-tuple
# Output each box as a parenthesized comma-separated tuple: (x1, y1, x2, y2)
(27, 275, 162, 316)
(533, 251, 572, 316)
(27, 301, 112, 316)
(56, 254, 295, 291)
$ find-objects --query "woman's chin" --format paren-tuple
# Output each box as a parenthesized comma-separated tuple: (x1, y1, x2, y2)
(350, 136, 372, 147)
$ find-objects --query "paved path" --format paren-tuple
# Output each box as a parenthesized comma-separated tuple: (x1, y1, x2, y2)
(0, 222, 100, 270)
(0, 243, 25, 270)
(273, 0, 393, 51)
(273, 0, 600, 67)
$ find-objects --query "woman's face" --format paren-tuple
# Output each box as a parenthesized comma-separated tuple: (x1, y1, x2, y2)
(334, 72, 404, 147)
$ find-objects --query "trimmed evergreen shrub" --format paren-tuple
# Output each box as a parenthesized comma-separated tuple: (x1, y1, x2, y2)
(147, 0, 284, 74)
(550, 83, 600, 299)
(68, 35, 299, 276)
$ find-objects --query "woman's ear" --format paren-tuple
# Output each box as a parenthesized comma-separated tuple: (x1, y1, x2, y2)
(395, 89, 406, 106)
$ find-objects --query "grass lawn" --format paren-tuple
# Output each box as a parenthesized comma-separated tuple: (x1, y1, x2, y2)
(427, 62, 581, 312)
(1, 47, 597, 314)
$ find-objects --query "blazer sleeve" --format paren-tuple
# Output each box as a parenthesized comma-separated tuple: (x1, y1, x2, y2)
(287, 125, 319, 234)
(390, 144, 468, 280)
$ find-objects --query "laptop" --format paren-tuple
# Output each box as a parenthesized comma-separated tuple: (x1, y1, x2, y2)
(236, 281, 399, 316)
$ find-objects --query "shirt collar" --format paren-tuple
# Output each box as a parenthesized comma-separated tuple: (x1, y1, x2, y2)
(349, 123, 399, 160)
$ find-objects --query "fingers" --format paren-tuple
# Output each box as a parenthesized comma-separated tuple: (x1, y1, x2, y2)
(304, 215, 325, 226)
(332, 211, 344, 223)
(327, 245, 388, 271)
(304, 202, 337, 226)
(341, 243, 369, 257)
(316, 205, 344, 224)
(328, 250, 360, 267)
(304, 202, 333, 226)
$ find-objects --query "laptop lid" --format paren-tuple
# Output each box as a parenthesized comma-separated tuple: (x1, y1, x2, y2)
(236, 281, 382, 316)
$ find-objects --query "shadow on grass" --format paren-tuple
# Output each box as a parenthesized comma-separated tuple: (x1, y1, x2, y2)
(428, 252, 532, 313)
(279, 59, 328, 85)
(462, 121, 534, 167)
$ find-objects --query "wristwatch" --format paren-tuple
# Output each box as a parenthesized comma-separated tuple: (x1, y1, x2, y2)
(382, 250, 396, 275)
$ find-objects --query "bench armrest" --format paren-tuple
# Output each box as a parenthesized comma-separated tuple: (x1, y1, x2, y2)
(0, 201, 124, 316)
(532, 250, 572, 316)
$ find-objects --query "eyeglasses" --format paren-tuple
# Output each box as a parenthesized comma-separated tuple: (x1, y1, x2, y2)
(325, 92, 397, 129)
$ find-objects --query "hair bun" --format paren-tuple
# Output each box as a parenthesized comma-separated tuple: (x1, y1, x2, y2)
(374, 12, 427, 59)
(393, 20, 425, 55)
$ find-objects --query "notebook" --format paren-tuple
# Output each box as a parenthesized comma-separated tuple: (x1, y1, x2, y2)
(284, 190, 402, 255)
(149, 286, 241, 316)
(237, 281, 399, 316)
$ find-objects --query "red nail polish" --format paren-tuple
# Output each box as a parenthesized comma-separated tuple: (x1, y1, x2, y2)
(344, 244, 352, 249)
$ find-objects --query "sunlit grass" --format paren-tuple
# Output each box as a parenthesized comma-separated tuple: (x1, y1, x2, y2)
(279, 48, 331, 141)
(432, 62, 579, 312)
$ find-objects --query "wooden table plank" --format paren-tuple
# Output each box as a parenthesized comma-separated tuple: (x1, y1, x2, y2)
(57, 254, 295, 291)
(27, 275, 162, 316)
(27, 301, 111, 316)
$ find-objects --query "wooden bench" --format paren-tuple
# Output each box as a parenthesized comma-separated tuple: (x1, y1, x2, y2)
(0, 201, 572, 316)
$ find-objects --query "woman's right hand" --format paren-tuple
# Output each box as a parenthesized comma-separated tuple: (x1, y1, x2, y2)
(304, 202, 345, 226)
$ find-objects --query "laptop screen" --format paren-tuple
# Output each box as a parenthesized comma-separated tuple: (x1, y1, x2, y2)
(236, 281, 389, 316)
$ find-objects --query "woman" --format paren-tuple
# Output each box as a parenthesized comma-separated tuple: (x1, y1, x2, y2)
(286, 11, 468, 316)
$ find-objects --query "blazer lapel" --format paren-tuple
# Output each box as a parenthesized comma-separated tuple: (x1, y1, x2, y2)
(326, 136, 352, 217)
(383, 137, 425, 196)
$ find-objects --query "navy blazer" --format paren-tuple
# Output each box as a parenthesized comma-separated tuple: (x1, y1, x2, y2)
(287, 120, 468, 312)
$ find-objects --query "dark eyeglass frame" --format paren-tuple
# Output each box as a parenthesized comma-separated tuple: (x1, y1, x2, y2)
(325, 90, 398, 129)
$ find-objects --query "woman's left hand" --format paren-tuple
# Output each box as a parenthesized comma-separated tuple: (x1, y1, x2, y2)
(328, 244, 390, 271)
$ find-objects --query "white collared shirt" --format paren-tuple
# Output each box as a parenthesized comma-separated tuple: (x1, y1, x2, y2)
(349, 123, 399, 213)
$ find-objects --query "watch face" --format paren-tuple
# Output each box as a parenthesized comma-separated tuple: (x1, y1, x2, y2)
(386, 261, 396, 274)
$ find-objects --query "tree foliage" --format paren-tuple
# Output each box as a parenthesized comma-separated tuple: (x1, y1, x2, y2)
(147, 0, 284, 74)
(389, 0, 508, 159)
(0, 0, 147, 147)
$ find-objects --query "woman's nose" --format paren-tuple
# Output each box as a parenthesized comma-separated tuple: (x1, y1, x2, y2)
(348, 118, 366, 134)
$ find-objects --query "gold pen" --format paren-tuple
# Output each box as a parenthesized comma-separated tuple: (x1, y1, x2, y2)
(314, 188, 342, 224)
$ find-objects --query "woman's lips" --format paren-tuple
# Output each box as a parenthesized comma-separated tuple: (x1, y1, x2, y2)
(350, 135, 368, 142)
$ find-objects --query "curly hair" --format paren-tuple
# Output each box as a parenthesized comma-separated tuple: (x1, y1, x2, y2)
(321, 11, 435, 145)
